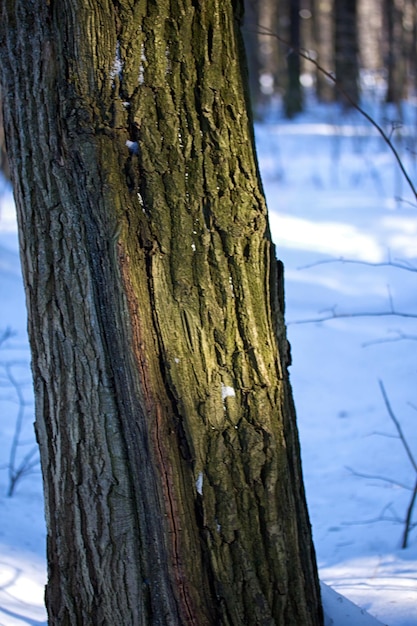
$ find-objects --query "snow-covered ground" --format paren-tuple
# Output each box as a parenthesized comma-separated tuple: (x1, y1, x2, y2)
(0, 100, 416, 625)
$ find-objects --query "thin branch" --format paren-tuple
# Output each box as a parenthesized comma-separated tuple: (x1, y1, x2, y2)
(289, 308, 417, 325)
(402, 476, 417, 548)
(343, 502, 403, 526)
(395, 196, 417, 209)
(0, 360, 39, 496)
(7, 446, 40, 497)
(0, 327, 14, 348)
(297, 257, 417, 273)
(343, 515, 404, 526)
(345, 466, 412, 491)
(379, 380, 417, 473)
(363, 331, 417, 347)
(370, 430, 401, 439)
(5, 363, 27, 493)
(245, 24, 417, 203)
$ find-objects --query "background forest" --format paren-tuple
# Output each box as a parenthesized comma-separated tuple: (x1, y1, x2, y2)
(243, 0, 414, 117)
(1, 1, 417, 625)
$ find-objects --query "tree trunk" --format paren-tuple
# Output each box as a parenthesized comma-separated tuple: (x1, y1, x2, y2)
(0, 1, 323, 624)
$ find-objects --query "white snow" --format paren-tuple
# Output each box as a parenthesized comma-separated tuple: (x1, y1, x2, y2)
(321, 582, 387, 625)
(110, 40, 123, 82)
(196, 472, 203, 496)
(1, 97, 417, 624)
(126, 140, 139, 155)
(221, 384, 236, 400)
(138, 42, 146, 85)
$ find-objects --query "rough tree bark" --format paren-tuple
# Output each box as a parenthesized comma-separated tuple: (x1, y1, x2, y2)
(0, 1, 323, 624)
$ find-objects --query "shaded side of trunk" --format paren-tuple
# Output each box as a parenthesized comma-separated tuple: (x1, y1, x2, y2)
(0, 1, 323, 624)
(0, 92, 10, 180)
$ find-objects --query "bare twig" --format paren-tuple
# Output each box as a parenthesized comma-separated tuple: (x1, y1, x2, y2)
(343, 502, 403, 526)
(378, 380, 417, 548)
(0, 327, 14, 348)
(402, 476, 417, 548)
(344, 501, 417, 543)
(346, 385, 417, 547)
(289, 307, 417, 325)
(379, 380, 417, 473)
(345, 465, 412, 491)
(1, 360, 39, 497)
(7, 446, 39, 497)
(395, 196, 417, 209)
(297, 257, 417, 273)
(362, 331, 417, 347)
(371, 430, 402, 439)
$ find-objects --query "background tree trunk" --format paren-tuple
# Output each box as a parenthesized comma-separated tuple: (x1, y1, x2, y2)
(334, 0, 360, 105)
(384, 0, 407, 104)
(255, 0, 283, 113)
(243, 0, 263, 113)
(0, 1, 323, 624)
(311, 0, 334, 102)
(284, 0, 303, 118)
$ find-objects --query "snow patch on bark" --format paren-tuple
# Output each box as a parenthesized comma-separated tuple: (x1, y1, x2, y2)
(195, 472, 203, 496)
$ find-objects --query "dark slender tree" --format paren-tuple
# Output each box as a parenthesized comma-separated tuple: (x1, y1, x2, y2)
(384, 0, 407, 104)
(334, 0, 360, 105)
(0, 1, 323, 624)
(243, 0, 263, 111)
(284, 0, 304, 117)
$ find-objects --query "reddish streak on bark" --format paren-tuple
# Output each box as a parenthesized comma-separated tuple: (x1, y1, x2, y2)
(117, 243, 198, 625)
(154, 403, 198, 625)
